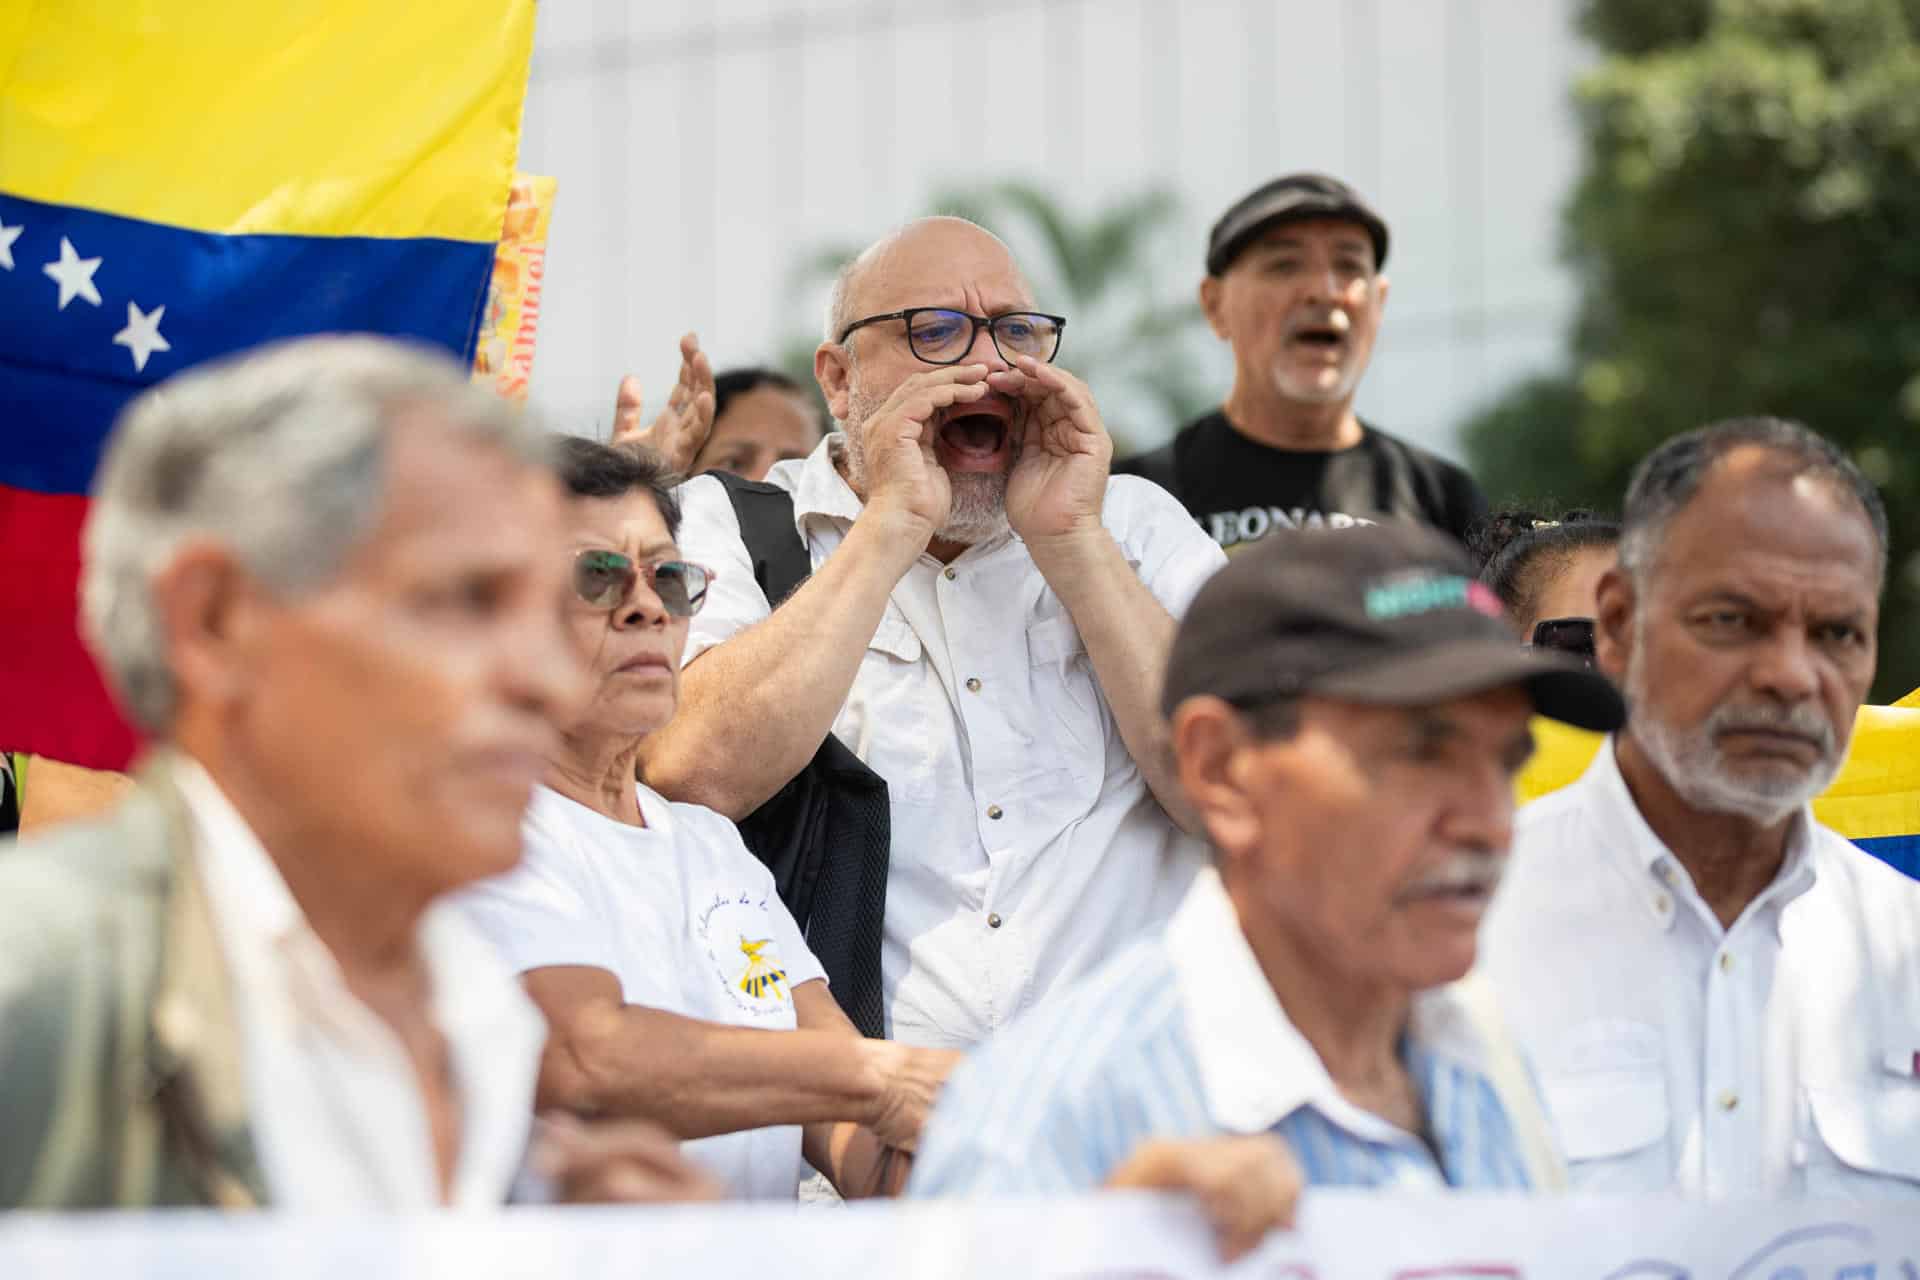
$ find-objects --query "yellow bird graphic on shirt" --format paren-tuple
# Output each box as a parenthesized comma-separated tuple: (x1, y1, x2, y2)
(737, 937, 789, 1002)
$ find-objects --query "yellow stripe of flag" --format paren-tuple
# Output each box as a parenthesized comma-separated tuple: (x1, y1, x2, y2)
(0, 0, 534, 242)
(1518, 705, 1920, 843)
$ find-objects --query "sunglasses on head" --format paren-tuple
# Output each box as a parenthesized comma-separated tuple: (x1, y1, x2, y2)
(1529, 616, 1596, 667)
(572, 550, 713, 617)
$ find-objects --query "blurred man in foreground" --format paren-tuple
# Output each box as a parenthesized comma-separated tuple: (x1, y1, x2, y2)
(912, 524, 1622, 1200)
(0, 337, 715, 1208)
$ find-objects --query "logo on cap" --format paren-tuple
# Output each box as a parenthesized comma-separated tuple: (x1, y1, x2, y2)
(1363, 572, 1505, 623)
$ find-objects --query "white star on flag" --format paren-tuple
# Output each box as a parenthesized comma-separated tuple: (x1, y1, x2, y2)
(0, 220, 22, 271)
(113, 301, 172, 373)
(43, 235, 103, 309)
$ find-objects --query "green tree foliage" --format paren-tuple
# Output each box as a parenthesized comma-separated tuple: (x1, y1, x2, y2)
(777, 182, 1214, 455)
(1463, 0, 1920, 700)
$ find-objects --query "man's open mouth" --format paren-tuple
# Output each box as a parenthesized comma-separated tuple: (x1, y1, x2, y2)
(1290, 324, 1348, 353)
(938, 413, 1008, 458)
(934, 398, 1018, 471)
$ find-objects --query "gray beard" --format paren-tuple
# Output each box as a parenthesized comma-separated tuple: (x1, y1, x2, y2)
(1623, 628, 1842, 827)
(839, 386, 1011, 547)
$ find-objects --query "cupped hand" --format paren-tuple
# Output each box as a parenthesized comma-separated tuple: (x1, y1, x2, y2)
(853, 364, 996, 538)
(995, 356, 1112, 544)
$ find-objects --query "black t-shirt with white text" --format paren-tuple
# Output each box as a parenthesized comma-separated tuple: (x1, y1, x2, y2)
(1115, 411, 1488, 553)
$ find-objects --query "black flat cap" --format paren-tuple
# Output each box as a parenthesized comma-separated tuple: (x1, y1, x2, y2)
(1207, 173, 1390, 276)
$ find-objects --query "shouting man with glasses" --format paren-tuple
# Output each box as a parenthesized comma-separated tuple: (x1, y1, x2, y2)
(646, 216, 1228, 1052)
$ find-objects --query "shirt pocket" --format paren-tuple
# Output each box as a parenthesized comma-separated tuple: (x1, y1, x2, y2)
(836, 610, 943, 806)
(1539, 1020, 1671, 1189)
(1024, 615, 1105, 755)
(1022, 613, 1108, 809)
(1799, 1081, 1920, 1195)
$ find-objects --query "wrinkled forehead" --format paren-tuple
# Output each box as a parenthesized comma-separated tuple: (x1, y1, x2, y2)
(851, 221, 1035, 314)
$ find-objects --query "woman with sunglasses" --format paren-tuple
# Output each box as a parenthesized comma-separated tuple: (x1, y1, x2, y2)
(458, 438, 957, 1201)
(1472, 508, 1621, 669)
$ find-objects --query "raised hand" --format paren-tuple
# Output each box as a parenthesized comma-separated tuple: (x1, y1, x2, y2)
(853, 364, 996, 541)
(609, 331, 717, 474)
(995, 355, 1112, 544)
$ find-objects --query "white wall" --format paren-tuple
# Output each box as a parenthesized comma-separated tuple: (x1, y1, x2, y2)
(519, 0, 1590, 460)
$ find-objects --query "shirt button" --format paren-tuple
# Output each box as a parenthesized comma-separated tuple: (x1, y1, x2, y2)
(1718, 1089, 1739, 1112)
(986, 804, 1004, 820)
(965, 677, 982, 693)
(987, 913, 1003, 929)
(1718, 951, 1733, 973)
(943, 567, 957, 580)
(1654, 892, 1671, 914)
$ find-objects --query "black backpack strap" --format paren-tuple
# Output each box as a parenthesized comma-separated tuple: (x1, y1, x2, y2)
(708, 471, 811, 607)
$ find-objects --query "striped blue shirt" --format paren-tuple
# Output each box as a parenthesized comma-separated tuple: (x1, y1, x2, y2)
(908, 869, 1538, 1196)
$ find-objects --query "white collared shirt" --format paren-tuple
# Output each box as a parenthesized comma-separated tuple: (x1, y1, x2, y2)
(677, 435, 1226, 1049)
(178, 762, 546, 1209)
(1482, 741, 1920, 1197)
(908, 868, 1538, 1194)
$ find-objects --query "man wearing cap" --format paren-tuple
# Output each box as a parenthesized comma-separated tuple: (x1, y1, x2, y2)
(1117, 174, 1486, 552)
(1482, 418, 1920, 1198)
(908, 522, 1622, 1196)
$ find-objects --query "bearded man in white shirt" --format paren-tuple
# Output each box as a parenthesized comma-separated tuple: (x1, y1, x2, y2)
(644, 216, 1228, 1050)
(1482, 416, 1920, 1197)
(0, 338, 716, 1209)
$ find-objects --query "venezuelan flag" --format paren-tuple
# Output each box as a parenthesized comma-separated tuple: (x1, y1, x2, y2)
(0, 2, 535, 769)
(1517, 704, 1920, 880)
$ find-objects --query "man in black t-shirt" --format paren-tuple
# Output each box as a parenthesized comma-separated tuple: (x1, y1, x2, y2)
(1117, 174, 1487, 553)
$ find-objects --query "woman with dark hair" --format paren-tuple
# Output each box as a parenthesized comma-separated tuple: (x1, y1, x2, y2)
(693, 367, 823, 481)
(1471, 508, 1620, 664)
(458, 437, 954, 1201)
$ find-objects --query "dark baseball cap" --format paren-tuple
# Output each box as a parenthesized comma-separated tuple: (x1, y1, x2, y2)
(1207, 173, 1390, 277)
(1163, 523, 1625, 732)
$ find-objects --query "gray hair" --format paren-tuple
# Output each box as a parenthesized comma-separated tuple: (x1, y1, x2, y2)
(1617, 416, 1889, 590)
(82, 335, 553, 734)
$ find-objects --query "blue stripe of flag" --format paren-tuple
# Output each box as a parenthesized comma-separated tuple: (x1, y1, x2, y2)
(1854, 835, 1920, 882)
(0, 190, 493, 496)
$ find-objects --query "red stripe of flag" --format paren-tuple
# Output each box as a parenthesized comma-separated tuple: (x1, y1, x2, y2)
(0, 485, 140, 769)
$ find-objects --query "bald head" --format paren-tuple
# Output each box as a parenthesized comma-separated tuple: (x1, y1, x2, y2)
(823, 216, 1031, 343)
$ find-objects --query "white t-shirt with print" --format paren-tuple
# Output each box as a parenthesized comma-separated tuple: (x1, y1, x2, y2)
(458, 782, 827, 1200)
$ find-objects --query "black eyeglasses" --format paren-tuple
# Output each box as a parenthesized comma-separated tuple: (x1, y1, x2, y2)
(1529, 617, 1596, 667)
(836, 307, 1066, 366)
(572, 550, 713, 617)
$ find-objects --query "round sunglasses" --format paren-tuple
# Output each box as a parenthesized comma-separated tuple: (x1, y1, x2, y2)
(572, 549, 713, 617)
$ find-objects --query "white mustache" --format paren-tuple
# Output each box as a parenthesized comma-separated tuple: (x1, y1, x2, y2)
(1705, 701, 1835, 756)
(1399, 852, 1506, 901)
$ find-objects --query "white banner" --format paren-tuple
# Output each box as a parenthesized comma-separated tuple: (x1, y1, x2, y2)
(2, 1193, 1916, 1279)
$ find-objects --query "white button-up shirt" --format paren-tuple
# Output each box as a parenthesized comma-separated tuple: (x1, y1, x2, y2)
(677, 436, 1225, 1048)
(178, 762, 546, 1209)
(1482, 741, 1920, 1197)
